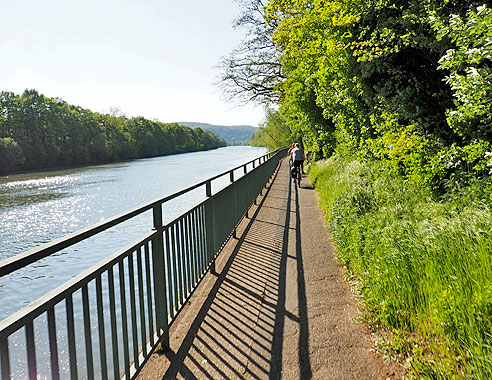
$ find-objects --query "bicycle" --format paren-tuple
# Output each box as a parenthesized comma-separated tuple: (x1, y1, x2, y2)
(291, 163, 302, 187)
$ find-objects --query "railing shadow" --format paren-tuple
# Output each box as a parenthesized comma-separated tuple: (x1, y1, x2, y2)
(160, 163, 311, 379)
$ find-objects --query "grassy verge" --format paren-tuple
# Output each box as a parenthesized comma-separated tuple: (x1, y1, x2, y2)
(309, 155, 492, 379)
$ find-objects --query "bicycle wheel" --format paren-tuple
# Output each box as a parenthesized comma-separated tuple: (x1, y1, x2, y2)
(297, 168, 302, 187)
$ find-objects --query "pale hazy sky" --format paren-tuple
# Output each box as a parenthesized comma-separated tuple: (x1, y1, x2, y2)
(0, 0, 264, 126)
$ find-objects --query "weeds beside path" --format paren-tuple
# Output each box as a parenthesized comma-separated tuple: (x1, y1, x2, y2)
(310, 156, 492, 378)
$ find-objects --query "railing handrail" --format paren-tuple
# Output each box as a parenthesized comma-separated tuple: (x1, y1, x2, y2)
(0, 230, 157, 337)
(0, 149, 281, 277)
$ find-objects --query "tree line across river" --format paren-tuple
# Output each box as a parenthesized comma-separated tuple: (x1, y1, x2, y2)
(0, 89, 227, 174)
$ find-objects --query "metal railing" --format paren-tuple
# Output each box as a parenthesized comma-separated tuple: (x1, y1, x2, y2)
(0, 148, 286, 380)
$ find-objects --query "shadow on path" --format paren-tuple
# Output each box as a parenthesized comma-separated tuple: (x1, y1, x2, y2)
(137, 159, 402, 380)
(159, 161, 312, 380)
(294, 181, 312, 380)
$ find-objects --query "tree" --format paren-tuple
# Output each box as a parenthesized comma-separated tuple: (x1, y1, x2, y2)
(251, 107, 294, 150)
(217, 0, 284, 104)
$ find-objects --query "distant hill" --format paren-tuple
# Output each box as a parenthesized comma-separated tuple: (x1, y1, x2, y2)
(178, 122, 257, 145)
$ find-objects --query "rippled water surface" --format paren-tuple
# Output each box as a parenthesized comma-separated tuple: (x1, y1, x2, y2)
(0, 146, 267, 321)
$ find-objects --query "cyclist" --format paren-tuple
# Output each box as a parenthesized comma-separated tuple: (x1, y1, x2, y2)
(290, 143, 304, 182)
(288, 143, 296, 167)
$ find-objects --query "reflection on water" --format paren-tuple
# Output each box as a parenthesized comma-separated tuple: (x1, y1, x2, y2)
(0, 175, 79, 208)
(0, 146, 267, 320)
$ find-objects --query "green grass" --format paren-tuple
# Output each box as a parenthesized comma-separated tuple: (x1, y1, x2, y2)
(309, 156, 492, 379)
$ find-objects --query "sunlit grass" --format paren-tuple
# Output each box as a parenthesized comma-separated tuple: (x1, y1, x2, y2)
(310, 155, 492, 379)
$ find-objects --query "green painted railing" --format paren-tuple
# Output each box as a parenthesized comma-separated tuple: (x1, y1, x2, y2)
(0, 148, 286, 380)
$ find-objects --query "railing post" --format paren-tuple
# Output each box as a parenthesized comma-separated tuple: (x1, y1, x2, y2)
(253, 161, 258, 205)
(230, 170, 237, 239)
(243, 165, 250, 218)
(205, 181, 216, 275)
(0, 336, 10, 380)
(152, 204, 169, 349)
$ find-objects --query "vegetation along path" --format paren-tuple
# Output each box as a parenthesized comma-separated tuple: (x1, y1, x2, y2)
(137, 158, 402, 380)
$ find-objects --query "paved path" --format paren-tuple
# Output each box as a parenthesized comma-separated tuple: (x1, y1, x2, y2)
(137, 159, 401, 380)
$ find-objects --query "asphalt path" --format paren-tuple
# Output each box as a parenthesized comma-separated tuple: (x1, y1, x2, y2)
(137, 158, 402, 380)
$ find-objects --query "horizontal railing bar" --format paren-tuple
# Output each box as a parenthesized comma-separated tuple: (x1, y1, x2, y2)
(0, 149, 280, 278)
(0, 230, 157, 338)
(162, 158, 269, 231)
(163, 161, 268, 231)
(163, 199, 207, 229)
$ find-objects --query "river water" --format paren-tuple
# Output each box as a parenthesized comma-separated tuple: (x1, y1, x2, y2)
(0, 146, 267, 322)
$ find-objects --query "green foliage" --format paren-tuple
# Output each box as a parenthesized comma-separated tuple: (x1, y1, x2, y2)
(250, 107, 294, 150)
(430, 140, 492, 191)
(263, 0, 492, 188)
(255, 1, 492, 376)
(0, 137, 25, 170)
(0, 89, 226, 173)
(266, 0, 351, 157)
(431, 4, 492, 141)
(311, 156, 492, 378)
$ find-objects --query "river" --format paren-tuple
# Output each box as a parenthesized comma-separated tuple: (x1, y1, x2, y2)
(0, 146, 267, 322)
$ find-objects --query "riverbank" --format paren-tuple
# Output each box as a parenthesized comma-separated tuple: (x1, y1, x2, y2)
(309, 155, 492, 378)
(0, 146, 226, 177)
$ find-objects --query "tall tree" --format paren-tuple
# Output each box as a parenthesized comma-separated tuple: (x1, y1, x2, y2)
(217, 0, 284, 104)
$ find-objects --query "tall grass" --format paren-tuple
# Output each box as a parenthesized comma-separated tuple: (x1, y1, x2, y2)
(310, 156, 492, 379)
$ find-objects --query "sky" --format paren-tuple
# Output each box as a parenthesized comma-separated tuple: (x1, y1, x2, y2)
(0, 0, 265, 127)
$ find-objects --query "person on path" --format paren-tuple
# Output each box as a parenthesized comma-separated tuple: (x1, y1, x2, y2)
(290, 143, 305, 179)
(288, 143, 296, 167)
(288, 143, 296, 155)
